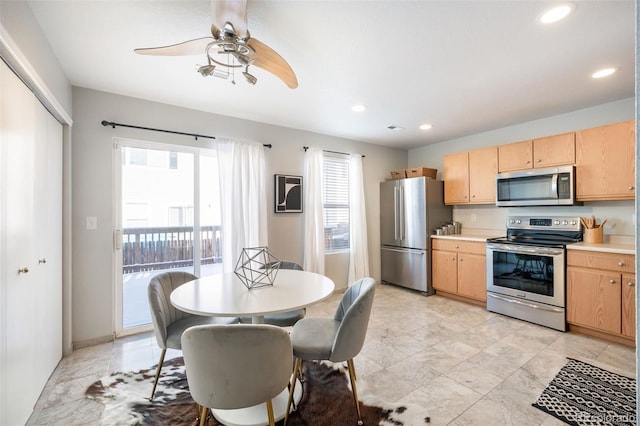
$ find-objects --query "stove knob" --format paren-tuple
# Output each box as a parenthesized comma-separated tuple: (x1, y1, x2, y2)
(509, 219, 515, 224)
(554, 220, 560, 225)
(571, 220, 577, 225)
(562, 220, 568, 225)
(515, 219, 521, 224)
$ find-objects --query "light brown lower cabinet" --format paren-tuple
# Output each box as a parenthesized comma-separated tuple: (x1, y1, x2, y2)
(566, 250, 635, 344)
(621, 274, 636, 338)
(432, 239, 486, 304)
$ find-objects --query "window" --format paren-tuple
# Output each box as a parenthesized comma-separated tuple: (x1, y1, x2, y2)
(323, 153, 350, 251)
(169, 151, 178, 169)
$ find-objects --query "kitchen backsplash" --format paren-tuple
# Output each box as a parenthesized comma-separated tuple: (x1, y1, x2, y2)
(452, 200, 635, 236)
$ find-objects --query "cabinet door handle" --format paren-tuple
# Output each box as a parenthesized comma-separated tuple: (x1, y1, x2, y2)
(629, 186, 635, 191)
(450, 257, 456, 261)
(525, 160, 531, 164)
(536, 159, 541, 163)
(618, 262, 625, 267)
(38, 258, 47, 264)
(459, 257, 464, 262)
(627, 282, 635, 287)
(18, 267, 29, 274)
(609, 279, 616, 284)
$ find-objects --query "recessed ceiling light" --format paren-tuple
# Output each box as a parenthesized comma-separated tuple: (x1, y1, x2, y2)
(539, 3, 575, 24)
(592, 68, 616, 79)
(351, 104, 366, 112)
(419, 124, 433, 131)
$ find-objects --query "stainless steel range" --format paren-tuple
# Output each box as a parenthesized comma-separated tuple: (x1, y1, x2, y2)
(486, 216, 583, 331)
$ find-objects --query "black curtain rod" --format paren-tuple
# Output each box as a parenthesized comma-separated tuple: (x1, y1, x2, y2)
(101, 120, 272, 148)
(303, 146, 365, 158)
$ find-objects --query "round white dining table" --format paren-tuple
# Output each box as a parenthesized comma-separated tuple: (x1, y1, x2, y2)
(170, 269, 335, 323)
(170, 269, 335, 426)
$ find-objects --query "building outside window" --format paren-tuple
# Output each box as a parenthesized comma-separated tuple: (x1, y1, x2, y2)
(323, 153, 350, 251)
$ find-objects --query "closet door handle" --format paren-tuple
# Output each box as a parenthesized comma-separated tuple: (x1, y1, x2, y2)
(38, 258, 47, 264)
(18, 267, 29, 274)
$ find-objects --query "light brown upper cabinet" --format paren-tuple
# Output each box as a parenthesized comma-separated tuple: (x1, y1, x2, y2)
(444, 147, 497, 205)
(575, 120, 635, 201)
(444, 151, 469, 204)
(498, 132, 575, 172)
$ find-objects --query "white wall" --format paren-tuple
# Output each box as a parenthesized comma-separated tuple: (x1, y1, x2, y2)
(71, 87, 407, 345)
(409, 98, 636, 235)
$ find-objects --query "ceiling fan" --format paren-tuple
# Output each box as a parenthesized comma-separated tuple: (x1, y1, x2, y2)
(134, 0, 298, 89)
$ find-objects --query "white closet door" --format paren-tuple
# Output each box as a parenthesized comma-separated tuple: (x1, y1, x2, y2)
(33, 96, 63, 391)
(0, 61, 63, 425)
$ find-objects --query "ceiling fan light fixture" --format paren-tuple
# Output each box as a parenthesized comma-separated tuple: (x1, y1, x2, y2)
(198, 64, 216, 77)
(243, 68, 257, 85)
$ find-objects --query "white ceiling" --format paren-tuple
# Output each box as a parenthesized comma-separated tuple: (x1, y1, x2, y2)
(27, 1, 635, 150)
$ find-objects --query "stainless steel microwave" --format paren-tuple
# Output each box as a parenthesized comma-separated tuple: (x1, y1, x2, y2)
(496, 165, 580, 207)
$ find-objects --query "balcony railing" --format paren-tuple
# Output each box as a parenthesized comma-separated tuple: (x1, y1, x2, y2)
(122, 225, 222, 273)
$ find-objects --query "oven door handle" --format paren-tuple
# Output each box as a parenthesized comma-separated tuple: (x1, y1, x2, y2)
(487, 292, 564, 313)
(486, 243, 563, 256)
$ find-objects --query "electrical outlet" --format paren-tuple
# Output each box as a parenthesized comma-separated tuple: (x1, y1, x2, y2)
(471, 213, 477, 222)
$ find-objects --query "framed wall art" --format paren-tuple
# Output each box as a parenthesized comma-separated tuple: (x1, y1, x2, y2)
(274, 174, 302, 213)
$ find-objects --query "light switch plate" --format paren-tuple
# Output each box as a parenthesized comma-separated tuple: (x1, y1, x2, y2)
(86, 216, 98, 230)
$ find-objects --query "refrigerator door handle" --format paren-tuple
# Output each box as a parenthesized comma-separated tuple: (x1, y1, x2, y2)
(393, 187, 399, 240)
(398, 186, 404, 241)
(381, 246, 425, 255)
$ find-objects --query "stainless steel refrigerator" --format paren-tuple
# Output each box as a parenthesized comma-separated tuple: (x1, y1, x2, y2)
(380, 177, 451, 294)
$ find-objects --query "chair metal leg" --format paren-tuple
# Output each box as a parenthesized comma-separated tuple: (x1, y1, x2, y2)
(266, 399, 275, 426)
(150, 348, 167, 400)
(199, 405, 208, 426)
(346, 359, 363, 425)
(284, 358, 302, 426)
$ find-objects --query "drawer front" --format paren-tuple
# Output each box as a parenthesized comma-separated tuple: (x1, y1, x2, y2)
(567, 251, 635, 273)
(432, 239, 485, 255)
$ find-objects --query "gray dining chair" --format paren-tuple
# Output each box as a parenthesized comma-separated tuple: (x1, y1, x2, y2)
(240, 261, 307, 326)
(181, 324, 293, 426)
(147, 271, 239, 400)
(285, 277, 376, 426)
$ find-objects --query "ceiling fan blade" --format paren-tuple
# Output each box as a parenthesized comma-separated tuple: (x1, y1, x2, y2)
(248, 38, 298, 89)
(134, 37, 214, 56)
(212, 0, 248, 38)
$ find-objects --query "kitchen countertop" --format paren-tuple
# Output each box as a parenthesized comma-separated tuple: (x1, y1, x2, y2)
(567, 241, 635, 255)
(431, 231, 636, 255)
(431, 230, 503, 243)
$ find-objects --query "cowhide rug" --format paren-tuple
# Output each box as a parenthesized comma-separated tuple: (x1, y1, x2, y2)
(86, 357, 430, 425)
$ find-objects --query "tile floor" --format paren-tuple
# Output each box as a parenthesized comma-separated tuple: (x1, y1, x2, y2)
(27, 283, 636, 425)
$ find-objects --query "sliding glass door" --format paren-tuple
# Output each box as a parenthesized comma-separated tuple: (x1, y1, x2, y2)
(114, 140, 221, 335)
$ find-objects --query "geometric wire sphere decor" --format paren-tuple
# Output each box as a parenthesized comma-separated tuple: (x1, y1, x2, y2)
(233, 246, 281, 289)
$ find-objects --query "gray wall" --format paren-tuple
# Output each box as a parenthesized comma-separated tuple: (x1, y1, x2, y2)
(0, 1, 72, 120)
(409, 98, 636, 236)
(71, 87, 407, 344)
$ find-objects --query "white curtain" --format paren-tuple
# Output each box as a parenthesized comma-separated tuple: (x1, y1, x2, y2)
(348, 153, 370, 283)
(303, 147, 325, 273)
(216, 139, 268, 272)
